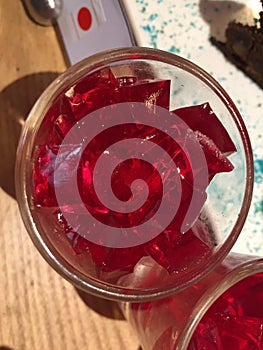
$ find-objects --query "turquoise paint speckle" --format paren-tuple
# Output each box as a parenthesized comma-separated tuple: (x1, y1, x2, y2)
(255, 199, 263, 214)
(141, 24, 158, 48)
(142, 24, 151, 33)
(255, 159, 263, 184)
(169, 45, 180, 54)
(149, 13, 158, 21)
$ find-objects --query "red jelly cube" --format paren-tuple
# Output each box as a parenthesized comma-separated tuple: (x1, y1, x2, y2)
(194, 130, 234, 181)
(172, 102, 236, 155)
(145, 219, 213, 274)
(65, 68, 119, 121)
(119, 79, 171, 109)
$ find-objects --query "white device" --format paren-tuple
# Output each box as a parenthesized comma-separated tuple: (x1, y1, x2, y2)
(56, 0, 136, 65)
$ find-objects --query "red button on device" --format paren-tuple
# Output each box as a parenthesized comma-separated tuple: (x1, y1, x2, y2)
(77, 7, 92, 31)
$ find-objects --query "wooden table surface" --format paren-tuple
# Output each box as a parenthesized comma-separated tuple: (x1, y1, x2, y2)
(0, 2, 139, 349)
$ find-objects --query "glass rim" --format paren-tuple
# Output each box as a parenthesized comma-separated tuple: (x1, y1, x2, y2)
(15, 46, 254, 302)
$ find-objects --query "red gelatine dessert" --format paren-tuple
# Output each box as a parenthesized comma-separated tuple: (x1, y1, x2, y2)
(188, 273, 263, 350)
(33, 67, 235, 277)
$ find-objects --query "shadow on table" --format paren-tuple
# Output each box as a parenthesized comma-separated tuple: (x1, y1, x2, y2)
(0, 346, 13, 350)
(76, 288, 143, 349)
(199, 0, 253, 41)
(75, 287, 125, 320)
(0, 72, 59, 198)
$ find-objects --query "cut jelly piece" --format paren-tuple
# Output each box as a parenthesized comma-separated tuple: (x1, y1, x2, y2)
(33, 92, 75, 148)
(187, 318, 224, 350)
(119, 79, 171, 110)
(34, 145, 58, 207)
(54, 113, 76, 139)
(173, 102, 237, 155)
(85, 242, 146, 273)
(145, 219, 213, 274)
(194, 131, 234, 181)
(33, 68, 235, 275)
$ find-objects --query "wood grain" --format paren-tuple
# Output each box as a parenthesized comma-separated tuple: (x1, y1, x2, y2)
(0, 2, 139, 349)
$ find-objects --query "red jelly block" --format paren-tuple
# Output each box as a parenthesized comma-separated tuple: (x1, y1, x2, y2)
(173, 102, 237, 155)
(34, 92, 76, 146)
(119, 79, 171, 109)
(64, 68, 119, 121)
(194, 131, 234, 181)
(145, 219, 213, 274)
(34, 145, 58, 207)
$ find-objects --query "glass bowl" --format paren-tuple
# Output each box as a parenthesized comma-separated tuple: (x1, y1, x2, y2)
(122, 253, 263, 349)
(15, 47, 253, 301)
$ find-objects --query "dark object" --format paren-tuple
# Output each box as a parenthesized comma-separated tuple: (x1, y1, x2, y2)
(211, 1, 263, 88)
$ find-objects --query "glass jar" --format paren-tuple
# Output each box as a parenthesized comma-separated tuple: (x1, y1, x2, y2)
(15, 47, 253, 301)
(122, 253, 263, 349)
